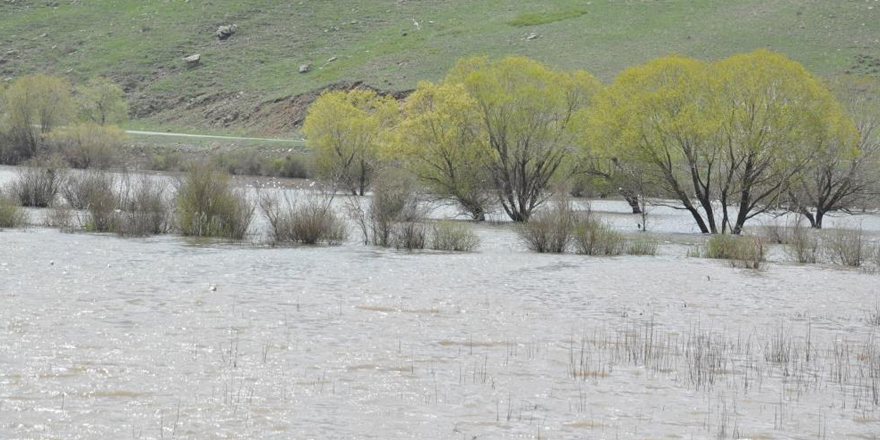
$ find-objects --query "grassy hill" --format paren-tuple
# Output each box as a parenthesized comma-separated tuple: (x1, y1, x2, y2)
(1, 0, 879, 136)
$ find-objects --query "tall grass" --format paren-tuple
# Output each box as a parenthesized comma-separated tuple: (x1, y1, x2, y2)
(176, 163, 254, 240)
(261, 192, 347, 245)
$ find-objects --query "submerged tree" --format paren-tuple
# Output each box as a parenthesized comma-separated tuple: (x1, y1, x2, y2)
(786, 75, 880, 228)
(303, 89, 398, 196)
(444, 56, 600, 221)
(390, 82, 494, 220)
(589, 50, 855, 234)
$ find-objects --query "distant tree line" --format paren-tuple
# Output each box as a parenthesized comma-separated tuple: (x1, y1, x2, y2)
(304, 50, 880, 233)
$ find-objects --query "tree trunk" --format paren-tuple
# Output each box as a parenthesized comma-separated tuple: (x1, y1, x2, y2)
(619, 188, 641, 214)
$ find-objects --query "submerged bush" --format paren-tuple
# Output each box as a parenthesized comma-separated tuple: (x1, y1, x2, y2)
(63, 171, 116, 210)
(430, 221, 480, 252)
(0, 197, 28, 228)
(261, 192, 347, 245)
(346, 170, 426, 248)
(7, 158, 67, 207)
(211, 150, 311, 179)
(705, 234, 766, 270)
(116, 176, 172, 236)
(176, 163, 254, 239)
(572, 217, 624, 256)
(823, 227, 867, 267)
(518, 199, 575, 253)
(45, 202, 75, 232)
(785, 220, 820, 264)
(626, 237, 659, 256)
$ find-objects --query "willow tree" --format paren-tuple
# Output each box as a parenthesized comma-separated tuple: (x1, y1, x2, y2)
(2, 74, 74, 163)
(787, 75, 879, 228)
(714, 50, 857, 234)
(77, 77, 129, 125)
(590, 51, 854, 234)
(589, 55, 722, 233)
(391, 81, 494, 220)
(446, 56, 600, 222)
(303, 89, 398, 195)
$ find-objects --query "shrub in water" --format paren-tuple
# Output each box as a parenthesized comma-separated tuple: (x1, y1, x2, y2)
(0, 197, 28, 228)
(572, 217, 624, 256)
(626, 238, 659, 256)
(346, 170, 426, 248)
(784, 220, 819, 264)
(823, 227, 866, 267)
(261, 192, 347, 245)
(116, 176, 172, 237)
(430, 221, 480, 252)
(176, 163, 254, 239)
(63, 171, 116, 210)
(705, 234, 766, 270)
(8, 158, 67, 207)
(518, 199, 575, 253)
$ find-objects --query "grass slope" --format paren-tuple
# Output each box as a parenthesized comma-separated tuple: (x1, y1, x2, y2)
(1, 0, 879, 135)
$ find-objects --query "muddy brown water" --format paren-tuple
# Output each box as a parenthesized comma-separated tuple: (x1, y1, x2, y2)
(2, 167, 880, 439)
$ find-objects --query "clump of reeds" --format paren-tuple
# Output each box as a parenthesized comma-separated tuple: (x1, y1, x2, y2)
(176, 163, 254, 240)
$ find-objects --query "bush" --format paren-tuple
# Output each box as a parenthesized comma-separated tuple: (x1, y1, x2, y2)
(45, 202, 75, 232)
(346, 170, 425, 248)
(430, 221, 480, 252)
(785, 220, 819, 264)
(116, 176, 172, 236)
(62, 171, 116, 209)
(261, 192, 347, 245)
(705, 234, 766, 270)
(78, 180, 118, 232)
(210, 151, 311, 179)
(0, 197, 28, 228)
(823, 227, 867, 267)
(572, 217, 624, 256)
(176, 163, 254, 239)
(48, 122, 123, 169)
(7, 158, 67, 207)
(626, 238, 659, 256)
(148, 149, 185, 172)
(518, 199, 575, 253)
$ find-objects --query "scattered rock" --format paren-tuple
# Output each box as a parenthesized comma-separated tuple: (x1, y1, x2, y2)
(526, 33, 539, 41)
(184, 53, 201, 67)
(327, 56, 338, 63)
(298, 63, 312, 74)
(216, 24, 237, 41)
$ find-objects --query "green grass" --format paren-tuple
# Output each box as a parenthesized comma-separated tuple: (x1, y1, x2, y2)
(2, 0, 879, 135)
(507, 9, 587, 27)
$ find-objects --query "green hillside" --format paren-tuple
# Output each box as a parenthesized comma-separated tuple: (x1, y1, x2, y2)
(1, 0, 879, 135)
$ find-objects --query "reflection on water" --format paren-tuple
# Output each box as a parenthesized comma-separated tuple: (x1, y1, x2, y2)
(1, 167, 880, 438)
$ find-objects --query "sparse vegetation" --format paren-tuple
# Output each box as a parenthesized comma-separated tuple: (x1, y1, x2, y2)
(115, 175, 172, 237)
(517, 199, 576, 253)
(625, 238, 659, 256)
(346, 170, 425, 248)
(261, 192, 347, 245)
(507, 8, 587, 27)
(704, 235, 767, 269)
(823, 227, 868, 267)
(572, 217, 624, 256)
(7, 159, 67, 207)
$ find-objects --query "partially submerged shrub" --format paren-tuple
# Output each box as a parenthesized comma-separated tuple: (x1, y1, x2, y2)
(261, 192, 347, 245)
(706, 234, 766, 270)
(346, 170, 426, 248)
(626, 237, 659, 256)
(430, 221, 480, 252)
(394, 220, 428, 251)
(62, 171, 115, 210)
(116, 176, 172, 236)
(518, 199, 575, 253)
(79, 180, 118, 232)
(176, 163, 254, 239)
(823, 227, 866, 267)
(7, 158, 67, 207)
(572, 217, 624, 256)
(45, 202, 75, 232)
(0, 197, 28, 228)
(211, 150, 311, 178)
(785, 220, 819, 264)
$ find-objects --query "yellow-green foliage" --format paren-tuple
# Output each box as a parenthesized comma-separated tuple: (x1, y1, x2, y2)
(302, 89, 398, 195)
(588, 50, 857, 234)
(48, 122, 125, 169)
(391, 81, 492, 220)
(0, 197, 28, 229)
(176, 163, 254, 239)
(1, 74, 75, 163)
(76, 77, 129, 126)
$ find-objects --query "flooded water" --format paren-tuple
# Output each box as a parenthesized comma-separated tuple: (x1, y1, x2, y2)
(2, 167, 880, 439)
